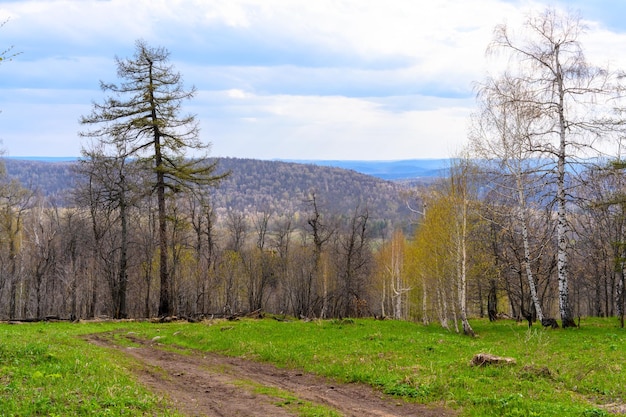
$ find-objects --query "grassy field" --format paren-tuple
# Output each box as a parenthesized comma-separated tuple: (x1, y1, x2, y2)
(0, 321, 182, 416)
(0, 317, 624, 416)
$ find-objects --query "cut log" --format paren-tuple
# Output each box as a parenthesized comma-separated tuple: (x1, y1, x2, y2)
(470, 353, 516, 367)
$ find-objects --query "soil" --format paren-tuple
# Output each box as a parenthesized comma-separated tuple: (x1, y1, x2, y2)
(88, 333, 457, 417)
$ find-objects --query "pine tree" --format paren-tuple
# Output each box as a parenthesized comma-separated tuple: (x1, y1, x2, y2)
(80, 40, 227, 317)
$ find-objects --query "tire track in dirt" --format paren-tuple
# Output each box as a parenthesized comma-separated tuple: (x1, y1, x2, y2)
(88, 333, 457, 417)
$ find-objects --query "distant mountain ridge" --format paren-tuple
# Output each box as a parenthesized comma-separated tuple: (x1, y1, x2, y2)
(282, 159, 450, 180)
(6, 156, 79, 163)
(6, 157, 450, 180)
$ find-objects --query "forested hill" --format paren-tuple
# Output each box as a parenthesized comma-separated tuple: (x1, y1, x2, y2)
(211, 158, 411, 222)
(3, 157, 414, 225)
(4, 159, 76, 202)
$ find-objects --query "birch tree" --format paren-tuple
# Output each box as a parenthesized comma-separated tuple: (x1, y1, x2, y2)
(449, 160, 476, 336)
(376, 229, 410, 320)
(487, 8, 621, 327)
(410, 163, 477, 336)
(471, 74, 549, 324)
(411, 186, 458, 332)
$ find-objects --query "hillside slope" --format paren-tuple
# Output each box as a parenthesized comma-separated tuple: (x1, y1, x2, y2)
(3, 157, 412, 225)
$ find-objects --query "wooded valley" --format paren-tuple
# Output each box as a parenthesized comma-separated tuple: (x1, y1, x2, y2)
(2, 8, 626, 335)
(0, 156, 419, 321)
(1, 154, 625, 332)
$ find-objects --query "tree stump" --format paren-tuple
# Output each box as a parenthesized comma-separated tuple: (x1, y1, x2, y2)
(541, 318, 559, 329)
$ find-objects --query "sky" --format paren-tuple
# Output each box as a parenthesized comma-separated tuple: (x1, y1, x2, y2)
(1, 0, 626, 161)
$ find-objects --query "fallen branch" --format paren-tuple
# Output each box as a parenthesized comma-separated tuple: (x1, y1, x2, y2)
(470, 353, 516, 367)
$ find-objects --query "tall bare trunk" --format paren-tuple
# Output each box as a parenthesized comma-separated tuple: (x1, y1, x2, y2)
(555, 53, 576, 328)
(457, 198, 474, 336)
(516, 177, 544, 322)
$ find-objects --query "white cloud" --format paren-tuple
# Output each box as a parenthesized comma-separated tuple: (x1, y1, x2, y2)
(0, 0, 625, 159)
(193, 90, 473, 159)
(583, 25, 626, 69)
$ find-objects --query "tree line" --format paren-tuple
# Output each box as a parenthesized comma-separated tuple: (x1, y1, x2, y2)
(1, 9, 626, 333)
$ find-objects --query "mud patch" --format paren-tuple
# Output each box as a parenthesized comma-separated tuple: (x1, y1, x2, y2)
(88, 333, 457, 417)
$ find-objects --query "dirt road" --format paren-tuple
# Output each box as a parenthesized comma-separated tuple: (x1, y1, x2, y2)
(88, 333, 457, 417)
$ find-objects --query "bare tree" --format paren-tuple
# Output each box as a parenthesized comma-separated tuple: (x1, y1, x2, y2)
(55, 208, 92, 320)
(246, 210, 275, 312)
(581, 163, 626, 327)
(0, 171, 32, 319)
(471, 73, 551, 324)
(186, 190, 217, 316)
(335, 206, 370, 318)
(271, 214, 294, 315)
(449, 160, 476, 336)
(378, 229, 411, 320)
(225, 210, 248, 253)
(305, 193, 334, 318)
(24, 199, 57, 319)
(487, 8, 622, 327)
(73, 145, 139, 319)
(136, 196, 159, 317)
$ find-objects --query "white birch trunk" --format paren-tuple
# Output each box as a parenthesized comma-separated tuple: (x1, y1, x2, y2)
(555, 52, 575, 328)
(381, 279, 386, 318)
(516, 176, 544, 322)
(389, 234, 409, 320)
(457, 195, 474, 336)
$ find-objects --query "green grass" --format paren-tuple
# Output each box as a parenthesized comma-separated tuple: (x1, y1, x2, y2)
(0, 321, 181, 416)
(234, 378, 342, 417)
(130, 317, 626, 417)
(0, 318, 624, 416)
